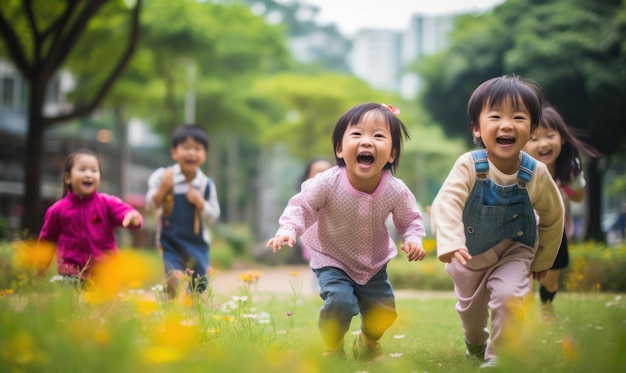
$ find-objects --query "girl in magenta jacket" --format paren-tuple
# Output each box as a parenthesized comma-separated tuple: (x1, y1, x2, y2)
(38, 149, 143, 279)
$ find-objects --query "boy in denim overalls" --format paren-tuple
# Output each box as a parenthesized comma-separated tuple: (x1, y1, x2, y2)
(430, 76, 564, 368)
(146, 125, 220, 299)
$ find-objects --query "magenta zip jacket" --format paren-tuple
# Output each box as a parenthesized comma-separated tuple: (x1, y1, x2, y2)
(39, 190, 143, 276)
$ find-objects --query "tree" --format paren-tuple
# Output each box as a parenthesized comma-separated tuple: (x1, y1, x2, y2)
(0, 0, 142, 236)
(416, 0, 626, 241)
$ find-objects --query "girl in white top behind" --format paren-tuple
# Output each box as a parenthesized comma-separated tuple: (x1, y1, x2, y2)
(524, 105, 599, 319)
(267, 103, 426, 361)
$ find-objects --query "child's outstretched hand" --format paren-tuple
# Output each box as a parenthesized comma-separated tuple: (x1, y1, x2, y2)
(402, 242, 426, 262)
(122, 210, 142, 228)
(439, 248, 472, 265)
(266, 235, 294, 253)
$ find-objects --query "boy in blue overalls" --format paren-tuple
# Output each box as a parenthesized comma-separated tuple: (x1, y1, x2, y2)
(430, 76, 564, 368)
(146, 124, 220, 299)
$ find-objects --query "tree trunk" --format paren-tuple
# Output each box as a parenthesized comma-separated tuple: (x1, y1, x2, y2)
(226, 134, 239, 222)
(20, 82, 46, 237)
(114, 107, 129, 200)
(585, 157, 605, 242)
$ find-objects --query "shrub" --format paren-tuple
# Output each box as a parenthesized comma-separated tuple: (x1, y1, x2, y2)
(387, 253, 453, 291)
(562, 241, 626, 292)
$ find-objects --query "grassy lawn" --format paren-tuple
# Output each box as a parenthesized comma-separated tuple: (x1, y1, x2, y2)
(1, 242, 625, 372)
(1, 269, 625, 372)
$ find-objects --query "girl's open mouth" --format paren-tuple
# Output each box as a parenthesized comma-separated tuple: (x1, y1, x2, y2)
(357, 152, 375, 165)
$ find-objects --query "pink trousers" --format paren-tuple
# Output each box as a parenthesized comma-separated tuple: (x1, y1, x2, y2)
(446, 239, 534, 360)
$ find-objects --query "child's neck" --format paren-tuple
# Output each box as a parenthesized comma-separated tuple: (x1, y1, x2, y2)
(488, 152, 521, 175)
(347, 171, 382, 194)
(181, 170, 196, 183)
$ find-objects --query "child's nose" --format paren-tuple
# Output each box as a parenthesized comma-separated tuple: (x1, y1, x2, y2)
(500, 119, 514, 129)
(360, 135, 374, 145)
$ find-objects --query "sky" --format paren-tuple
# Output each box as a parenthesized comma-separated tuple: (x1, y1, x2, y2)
(300, 0, 505, 35)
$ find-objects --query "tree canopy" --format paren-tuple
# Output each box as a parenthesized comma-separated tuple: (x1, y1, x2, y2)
(0, 0, 142, 235)
(416, 0, 626, 241)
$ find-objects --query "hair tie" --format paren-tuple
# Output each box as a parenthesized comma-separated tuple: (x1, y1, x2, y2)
(381, 103, 400, 116)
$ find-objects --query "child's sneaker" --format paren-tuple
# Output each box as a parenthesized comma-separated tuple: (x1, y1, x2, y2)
(541, 303, 556, 323)
(353, 333, 384, 363)
(480, 357, 498, 369)
(465, 340, 487, 360)
(323, 340, 346, 359)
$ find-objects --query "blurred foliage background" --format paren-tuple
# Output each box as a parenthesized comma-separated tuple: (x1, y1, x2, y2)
(0, 0, 625, 248)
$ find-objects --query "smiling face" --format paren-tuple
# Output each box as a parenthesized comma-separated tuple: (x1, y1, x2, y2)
(171, 136, 207, 180)
(335, 111, 396, 193)
(472, 99, 532, 174)
(524, 125, 562, 176)
(64, 154, 101, 197)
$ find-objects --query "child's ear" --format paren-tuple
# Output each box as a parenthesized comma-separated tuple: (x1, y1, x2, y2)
(388, 149, 397, 164)
(472, 124, 481, 141)
(63, 173, 71, 186)
(335, 144, 343, 159)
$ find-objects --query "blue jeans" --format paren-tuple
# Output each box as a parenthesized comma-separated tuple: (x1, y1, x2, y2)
(313, 266, 397, 347)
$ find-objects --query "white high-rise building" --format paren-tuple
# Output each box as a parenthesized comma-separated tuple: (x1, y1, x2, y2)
(348, 29, 402, 93)
(401, 14, 455, 99)
(347, 14, 455, 99)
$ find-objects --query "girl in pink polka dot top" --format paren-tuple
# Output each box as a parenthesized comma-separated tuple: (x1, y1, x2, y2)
(267, 102, 426, 361)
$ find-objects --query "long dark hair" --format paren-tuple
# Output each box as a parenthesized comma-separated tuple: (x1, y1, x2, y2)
(540, 105, 600, 184)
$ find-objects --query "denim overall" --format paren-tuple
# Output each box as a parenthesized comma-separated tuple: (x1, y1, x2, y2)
(463, 150, 537, 256)
(160, 181, 211, 291)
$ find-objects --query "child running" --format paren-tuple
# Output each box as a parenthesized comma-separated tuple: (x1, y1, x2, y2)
(430, 75, 565, 368)
(267, 102, 426, 362)
(146, 124, 220, 299)
(523, 105, 599, 319)
(38, 149, 143, 280)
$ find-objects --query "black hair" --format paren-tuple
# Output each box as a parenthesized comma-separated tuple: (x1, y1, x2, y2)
(331, 102, 410, 174)
(538, 105, 600, 185)
(298, 158, 333, 187)
(467, 75, 544, 148)
(171, 124, 209, 150)
(62, 149, 101, 196)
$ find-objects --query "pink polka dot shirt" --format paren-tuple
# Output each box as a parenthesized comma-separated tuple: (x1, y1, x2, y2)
(275, 166, 425, 285)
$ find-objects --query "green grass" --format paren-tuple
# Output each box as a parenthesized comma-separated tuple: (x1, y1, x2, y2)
(1, 241, 626, 372)
(1, 271, 625, 372)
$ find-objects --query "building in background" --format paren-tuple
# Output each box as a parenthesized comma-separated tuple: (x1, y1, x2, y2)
(249, 0, 455, 97)
(348, 29, 403, 93)
(347, 14, 455, 99)
(400, 14, 455, 99)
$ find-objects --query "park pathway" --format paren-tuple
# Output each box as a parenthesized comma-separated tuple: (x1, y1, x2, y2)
(210, 264, 456, 300)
